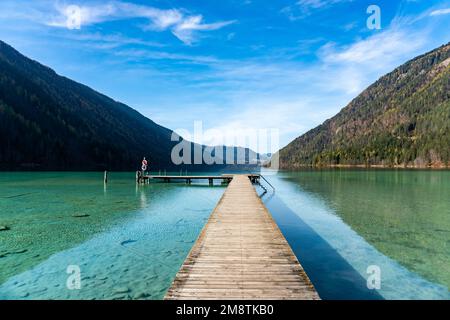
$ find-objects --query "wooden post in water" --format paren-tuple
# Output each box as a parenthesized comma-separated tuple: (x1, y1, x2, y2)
(135, 171, 140, 184)
(104, 171, 108, 184)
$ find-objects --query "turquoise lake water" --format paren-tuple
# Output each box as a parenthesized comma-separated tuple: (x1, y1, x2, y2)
(0, 170, 449, 299)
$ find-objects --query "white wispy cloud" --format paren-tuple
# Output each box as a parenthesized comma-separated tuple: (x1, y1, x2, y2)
(282, 0, 353, 20)
(113, 48, 219, 64)
(320, 29, 426, 64)
(22, 1, 236, 45)
(296, 0, 352, 9)
(65, 32, 165, 49)
(313, 12, 432, 94)
(171, 16, 236, 45)
(430, 8, 450, 16)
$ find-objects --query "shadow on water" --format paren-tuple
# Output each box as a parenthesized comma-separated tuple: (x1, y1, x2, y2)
(262, 192, 383, 300)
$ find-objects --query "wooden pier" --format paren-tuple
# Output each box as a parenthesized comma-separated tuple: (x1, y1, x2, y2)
(165, 175, 319, 300)
(137, 173, 261, 185)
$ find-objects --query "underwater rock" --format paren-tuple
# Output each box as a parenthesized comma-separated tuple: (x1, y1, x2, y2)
(133, 292, 150, 299)
(120, 239, 137, 246)
(164, 250, 172, 257)
(113, 287, 130, 294)
(176, 239, 195, 243)
(13, 249, 28, 254)
(72, 213, 90, 218)
(29, 287, 48, 295)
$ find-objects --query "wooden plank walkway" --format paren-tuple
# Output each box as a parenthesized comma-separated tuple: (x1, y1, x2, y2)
(165, 175, 319, 300)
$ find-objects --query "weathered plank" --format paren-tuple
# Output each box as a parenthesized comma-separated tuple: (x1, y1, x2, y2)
(164, 175, 319, 300)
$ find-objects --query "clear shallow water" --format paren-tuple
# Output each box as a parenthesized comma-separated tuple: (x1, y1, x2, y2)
(0, 172, 225, 299)
(261, 169, 450, 300)
(0, 170, 449, 300)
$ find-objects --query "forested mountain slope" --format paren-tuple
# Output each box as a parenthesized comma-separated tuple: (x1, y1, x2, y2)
(0, 40, 256, 171)
(279, 43, 450, 168)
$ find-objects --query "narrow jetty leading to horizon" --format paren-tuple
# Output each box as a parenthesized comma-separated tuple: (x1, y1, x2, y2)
(165, 175, 319, 300)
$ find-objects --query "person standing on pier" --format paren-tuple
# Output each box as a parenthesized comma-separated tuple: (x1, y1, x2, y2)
(141, 157, 148, 174)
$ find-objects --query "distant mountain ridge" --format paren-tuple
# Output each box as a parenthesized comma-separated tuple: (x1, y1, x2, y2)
(279, 42, 450, 169)
(0, 40, 258, 171)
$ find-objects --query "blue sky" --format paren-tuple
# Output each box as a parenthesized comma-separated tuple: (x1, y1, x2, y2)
(0, 0, 449, 151)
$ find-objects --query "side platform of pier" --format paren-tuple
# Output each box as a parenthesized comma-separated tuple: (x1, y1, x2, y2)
(137, 173, 260, 185)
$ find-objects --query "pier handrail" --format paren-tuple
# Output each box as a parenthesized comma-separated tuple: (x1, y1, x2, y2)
(259, 174, 275, 193)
